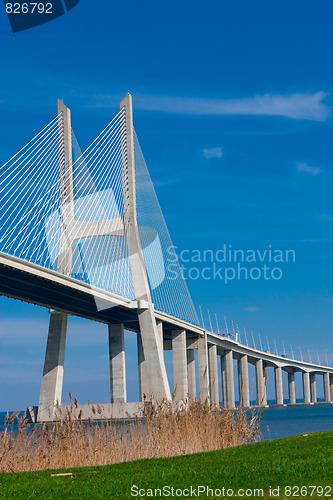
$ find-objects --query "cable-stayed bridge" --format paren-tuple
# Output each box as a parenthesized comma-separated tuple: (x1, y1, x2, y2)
(1, 94, 332, 421)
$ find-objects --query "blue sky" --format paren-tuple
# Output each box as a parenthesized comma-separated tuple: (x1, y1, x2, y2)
(1, 1, 333, 410)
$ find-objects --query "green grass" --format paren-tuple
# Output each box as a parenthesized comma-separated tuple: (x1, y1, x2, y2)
(0, 431, 332, 499)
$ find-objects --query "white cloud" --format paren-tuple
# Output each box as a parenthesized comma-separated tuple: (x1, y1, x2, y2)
(296, 162, 322, 175)
(0, 356, 43, 366)
(0, 319, 46, 338)
(0, 318, 106, 345)
(319, 213, 333, 222)
(91, 91, 330, 121)
(202, 147, 223, 159)
(244, 307, 258, 312)
(98, 354, 109, 361)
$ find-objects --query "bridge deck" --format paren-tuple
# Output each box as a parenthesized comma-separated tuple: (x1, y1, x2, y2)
(1, 252, 332, 374)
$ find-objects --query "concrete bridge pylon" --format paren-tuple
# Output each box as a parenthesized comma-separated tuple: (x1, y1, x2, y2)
(120, 93, 171, 402)
(37, 94, 171, 421)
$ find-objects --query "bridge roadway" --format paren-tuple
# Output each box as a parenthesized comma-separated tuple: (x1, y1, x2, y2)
(1, 251, 333, 413)
(0, 251, 203, 338)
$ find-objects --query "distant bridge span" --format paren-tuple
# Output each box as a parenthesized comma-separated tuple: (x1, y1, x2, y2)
(1, 250, 332, 418)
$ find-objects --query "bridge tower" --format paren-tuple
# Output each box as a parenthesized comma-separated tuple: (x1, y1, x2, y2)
(37, 95, 170, 421)
(37, 101, 71, 422)
(119, 94, 171, 401)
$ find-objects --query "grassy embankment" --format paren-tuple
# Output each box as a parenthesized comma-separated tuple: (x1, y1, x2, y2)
(0, 431, 332, 499)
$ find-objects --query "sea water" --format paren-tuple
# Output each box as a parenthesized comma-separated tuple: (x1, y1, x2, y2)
(259, 402, 333, 440)
(0, 403, 332, 440)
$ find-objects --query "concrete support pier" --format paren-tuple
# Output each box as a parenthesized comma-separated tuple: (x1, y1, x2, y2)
(186, 349, 196, 400)
(323, 372, 331, 403)
(172, 329, 188, 401)
(330, 374, 333, 402)
(108, 323, 126, 403)
(255, 359, 265, 406)
(274, 366, 284, 405)
(198, 334, 210, 402)
(38, 311, 67, 421)
(208, 344, 219, 407)
(302, 372, 311, 404)
(238, 355, 250, 408)
(221, 355, 227, 407)
(288, 370, 296, 405)
(262, 363, 267, 405)
(222, 350, 235, 409)
(156, 321, 164, 360)
(310, 372, 317, 403)
(137, 331, 145, 401)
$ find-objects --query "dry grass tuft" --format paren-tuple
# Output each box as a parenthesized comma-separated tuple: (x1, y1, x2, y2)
(0, 398, 262, 473)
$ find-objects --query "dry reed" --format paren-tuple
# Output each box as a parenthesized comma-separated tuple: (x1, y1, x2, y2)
(0, 397, 262, 473)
